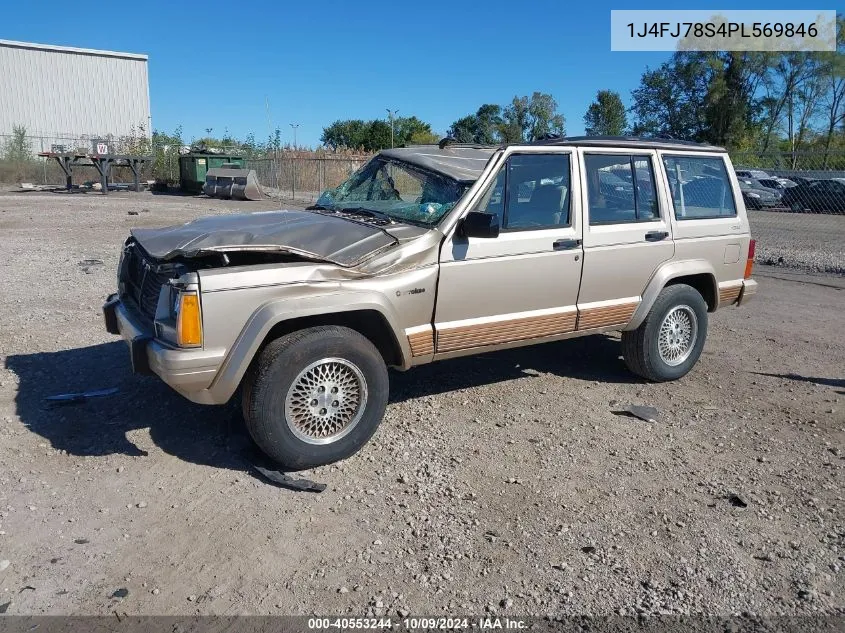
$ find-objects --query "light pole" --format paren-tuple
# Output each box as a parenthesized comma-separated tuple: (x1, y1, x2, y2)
(289, 123, 300, 149)
(386, 108, 398, 148)
(289, 123, 300, 200)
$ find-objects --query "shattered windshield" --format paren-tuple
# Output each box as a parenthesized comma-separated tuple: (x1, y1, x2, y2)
(314, 157, 466, 226)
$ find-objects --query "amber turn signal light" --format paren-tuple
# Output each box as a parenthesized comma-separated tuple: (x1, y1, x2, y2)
(176, 292, 202, 347)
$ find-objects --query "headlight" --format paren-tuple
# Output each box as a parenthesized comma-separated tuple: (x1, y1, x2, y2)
(747, 192, 760, 199)
(175, 291, 203, 347)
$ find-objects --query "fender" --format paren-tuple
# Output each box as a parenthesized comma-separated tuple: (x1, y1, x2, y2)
(205, 290, 410, 403)
(625, 259, 718, 330)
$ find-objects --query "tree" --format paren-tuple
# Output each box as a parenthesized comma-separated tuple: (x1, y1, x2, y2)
(364, 120, 392, 151)
(447, 104, 503, 143)
(448, 115, 478, 143)
(584, 90, 628, 136)
(3, 124, 33, 162)
(475, 104, 504, 143)
(499, 96, 530, 142)
(2, 124, 34, 182)
(819, 16, 845, 165)
(150, 125, 184, 182)
(526, 91, 565, 140)
(321, 115, 438, 150)
(393, 116, 438, 145)
(320, 119, 368, 150)
(630, 54, 711, 141)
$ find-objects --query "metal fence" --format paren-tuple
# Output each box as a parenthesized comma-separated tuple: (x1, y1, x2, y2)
(2, 133, 844, 212)
(246, 155, 369, 201)
(730, 151, 845, 214)
(0, 132, 155, 186)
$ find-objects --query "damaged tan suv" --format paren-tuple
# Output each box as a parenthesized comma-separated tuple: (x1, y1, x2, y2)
(103, 137, 757, 469)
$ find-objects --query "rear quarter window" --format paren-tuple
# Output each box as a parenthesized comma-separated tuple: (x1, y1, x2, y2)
(662, 155, 738, 220)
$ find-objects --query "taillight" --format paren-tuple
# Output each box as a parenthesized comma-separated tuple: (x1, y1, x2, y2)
(744, 239, 756, 279)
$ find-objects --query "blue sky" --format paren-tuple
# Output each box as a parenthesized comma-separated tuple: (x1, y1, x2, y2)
(3, 0, 812, 147)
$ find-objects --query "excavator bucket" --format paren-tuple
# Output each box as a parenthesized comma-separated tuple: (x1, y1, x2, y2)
(203, 167, 264, 201)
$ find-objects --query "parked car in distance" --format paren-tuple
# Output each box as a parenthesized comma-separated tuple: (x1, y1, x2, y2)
(735, 169, 771, 180)
(738, 179, 781, 208)
(103, 136, 757, 470)
(756, 177, 797, 191)
(781, 178, 845, 213)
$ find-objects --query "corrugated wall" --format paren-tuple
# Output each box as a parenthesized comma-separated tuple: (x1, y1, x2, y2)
(0, 41, 150, 144)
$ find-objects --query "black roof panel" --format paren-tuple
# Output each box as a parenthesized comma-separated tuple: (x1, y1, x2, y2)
(526, 135, 726, 152)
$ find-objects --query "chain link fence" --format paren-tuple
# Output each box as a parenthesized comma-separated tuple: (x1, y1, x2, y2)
(0, 132, 157, 186)
(0, 133, 369, 199)
(730, 151, 845, 214)
(246, 155, 369, 201)
(2, 133, 844, 213)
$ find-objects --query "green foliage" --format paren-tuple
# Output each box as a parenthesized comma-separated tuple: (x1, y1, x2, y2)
(449, 94, 564, 144)
(150, 126, 183, 182)
(3, 124, 33, 162)
(584, 90, 628, 136)
(448, 104, 504, 143)
(2, 124, 35, 182)
(630, 54, 711, 141)
(321, 115, 439, 150)
(630, 15, 845, 155)
(526, 92, 565, 140)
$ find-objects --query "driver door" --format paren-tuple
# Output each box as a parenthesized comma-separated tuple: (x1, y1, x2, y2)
(433, 150, 583, 356)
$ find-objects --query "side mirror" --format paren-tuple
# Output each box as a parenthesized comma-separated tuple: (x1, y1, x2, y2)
(459, 211, 500, 239)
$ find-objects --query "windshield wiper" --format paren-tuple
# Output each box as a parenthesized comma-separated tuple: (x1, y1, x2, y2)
(334, 207, 396, 224)
(305, 204, 331, 211)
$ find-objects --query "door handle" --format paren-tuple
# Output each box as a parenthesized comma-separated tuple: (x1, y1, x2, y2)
(553, 238, 582, 250)
(645, 231, 669, 242)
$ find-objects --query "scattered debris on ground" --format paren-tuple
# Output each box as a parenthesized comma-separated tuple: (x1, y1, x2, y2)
(45, 387, 119, 404)
(613, 404, 660, 423)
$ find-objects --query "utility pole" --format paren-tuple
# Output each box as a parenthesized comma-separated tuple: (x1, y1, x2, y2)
(386, 108, 399, 148)
(290, 123, 300, 149)
(289, 123, 300, 201)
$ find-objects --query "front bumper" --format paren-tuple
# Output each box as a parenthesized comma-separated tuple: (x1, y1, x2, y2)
(737, 279, 758, 306)
(103, 294, 225, 401)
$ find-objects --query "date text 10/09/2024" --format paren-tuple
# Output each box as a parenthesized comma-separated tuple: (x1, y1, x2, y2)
(627, 22, 819, 39)
(307, 617, 528, 630)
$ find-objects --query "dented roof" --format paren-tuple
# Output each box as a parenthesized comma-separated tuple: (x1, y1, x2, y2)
(379, 146, 497, 183)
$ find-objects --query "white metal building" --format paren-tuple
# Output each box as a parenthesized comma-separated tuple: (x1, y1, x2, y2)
(0, 39, 150, 151)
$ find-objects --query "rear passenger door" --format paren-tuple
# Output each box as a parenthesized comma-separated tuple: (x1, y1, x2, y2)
(576, 150, 674, 329)
(660, 152, 751, 298)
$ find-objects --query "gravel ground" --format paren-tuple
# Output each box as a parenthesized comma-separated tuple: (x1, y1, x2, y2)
(749, 210, 845, 275)
(0, 191, 843, 618)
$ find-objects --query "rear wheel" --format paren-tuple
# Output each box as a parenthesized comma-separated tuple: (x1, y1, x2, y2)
(622, 284, 708, 382)
(242, 326, 389, 470)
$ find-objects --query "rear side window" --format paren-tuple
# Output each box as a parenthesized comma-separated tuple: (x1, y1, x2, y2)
(584, 154, 658, 224)
(663, 155, 737, 219)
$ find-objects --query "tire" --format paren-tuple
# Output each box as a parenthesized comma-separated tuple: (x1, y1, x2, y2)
(621, 284, 708, 382)
(789, 201, 804, 212)
(242, 326, 389, 470)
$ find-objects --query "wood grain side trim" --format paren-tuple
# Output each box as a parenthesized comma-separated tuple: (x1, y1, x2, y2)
(436, 311, 577, 354)
(576, 301, 639, 330)
(407, 327, 434, 357)
(719, 285, 742, 307)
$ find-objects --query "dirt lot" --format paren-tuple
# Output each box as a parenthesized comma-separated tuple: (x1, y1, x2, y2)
(0, 191, 843, 618)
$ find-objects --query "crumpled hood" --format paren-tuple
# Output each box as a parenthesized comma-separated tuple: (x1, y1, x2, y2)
(130, 209, 403, 267)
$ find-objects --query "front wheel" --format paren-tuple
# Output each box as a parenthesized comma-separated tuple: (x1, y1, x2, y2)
(621, 284, 708, 382)
(242, 326, 389, 470)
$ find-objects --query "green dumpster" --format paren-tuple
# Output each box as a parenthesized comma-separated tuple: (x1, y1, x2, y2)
(179, 154, 245, 193)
